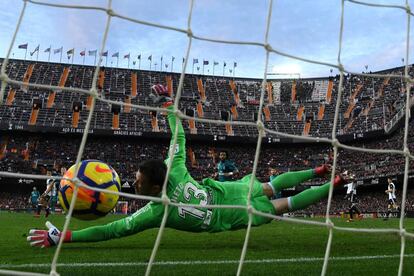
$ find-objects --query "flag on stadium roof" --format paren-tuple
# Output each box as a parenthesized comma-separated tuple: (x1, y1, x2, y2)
(172, 56, 175, 61)
(102, 51, 108, 57)
(223, 62, 227, 67)
(88, 50, 97, 56)
(124, 53, 130, 59)
(203, 60, 209, 65)
(148, 55, 152, 61)
(30, 45, 39, 56)
(234, 62, 237, 67)
(214, 61, 219, 65)
(44, 47, 51, 53)
(18, 43, 28, 49)
(193, 58, 198, 64)
(112, 52, 119, 58)
(133, 61, 136, 65)
(67, 48, 74, 55)
(80, 50, 85, 56)
(54, 47, 62, 54)
(165, 64, 168, 68)
(182, 57, 185, 63)
(137, 54, 141, 60)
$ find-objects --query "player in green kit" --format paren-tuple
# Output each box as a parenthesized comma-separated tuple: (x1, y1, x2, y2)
(27, 84, 348, 247)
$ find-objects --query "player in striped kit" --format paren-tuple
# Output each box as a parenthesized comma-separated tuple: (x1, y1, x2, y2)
(384, 178, 398, 220)
(34, 170, 56, 218)
(343, 173, 362, 222)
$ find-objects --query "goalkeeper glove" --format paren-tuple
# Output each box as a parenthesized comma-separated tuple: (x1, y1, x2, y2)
(314, 164, 331, 177)
(333, 173, 351, 188)
(150, 84, 173, 107)
(27, 221, 72, 248)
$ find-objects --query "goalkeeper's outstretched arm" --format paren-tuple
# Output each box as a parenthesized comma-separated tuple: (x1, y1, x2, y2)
(71, 203, 162, 242)
(27, 202, 163, 247)
(153, 84, 194, 183)
(150, 83, 186, 169)
(165, 105, 187, 169)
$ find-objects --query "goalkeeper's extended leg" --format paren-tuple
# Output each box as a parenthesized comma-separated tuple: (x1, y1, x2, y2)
(268, 164, 330, 195)
(272, 174, 345, 215)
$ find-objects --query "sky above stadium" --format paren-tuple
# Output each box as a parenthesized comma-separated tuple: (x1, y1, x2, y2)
(0, 0, 413, 78)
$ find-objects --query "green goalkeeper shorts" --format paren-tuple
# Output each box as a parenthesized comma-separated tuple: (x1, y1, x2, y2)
(208, 175, 276, 232)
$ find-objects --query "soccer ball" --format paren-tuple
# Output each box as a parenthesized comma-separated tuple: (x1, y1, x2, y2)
(58, 160, 121, 220)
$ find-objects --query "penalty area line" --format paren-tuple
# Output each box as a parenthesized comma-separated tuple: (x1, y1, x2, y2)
(1, 254, 414, 268)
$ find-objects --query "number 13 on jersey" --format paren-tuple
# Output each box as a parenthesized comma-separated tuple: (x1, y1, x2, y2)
(177, 182, 212, 227)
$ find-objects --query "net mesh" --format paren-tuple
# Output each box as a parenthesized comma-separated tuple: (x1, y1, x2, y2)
(0, 0, 413, 275)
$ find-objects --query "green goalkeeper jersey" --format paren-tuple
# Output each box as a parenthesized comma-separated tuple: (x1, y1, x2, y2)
(71, 107, 275, 242)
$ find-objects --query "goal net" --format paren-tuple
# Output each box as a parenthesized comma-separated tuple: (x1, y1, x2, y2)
(0, 0, 413, 276)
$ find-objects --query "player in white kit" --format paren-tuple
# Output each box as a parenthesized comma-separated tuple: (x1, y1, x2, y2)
(35, 170, 57, 218)
(384, 178, 397, 220)
(344, 172, 362, 222)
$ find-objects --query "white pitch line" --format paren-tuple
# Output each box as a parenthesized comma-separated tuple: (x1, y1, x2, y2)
(1, 254, 414, 269)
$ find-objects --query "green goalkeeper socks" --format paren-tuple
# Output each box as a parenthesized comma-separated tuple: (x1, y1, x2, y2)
(288, 181, 331, 211)
(270, 169, 315, 193)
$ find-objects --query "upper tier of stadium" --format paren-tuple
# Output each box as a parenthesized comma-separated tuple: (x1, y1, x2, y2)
(0, 58, 412, 142)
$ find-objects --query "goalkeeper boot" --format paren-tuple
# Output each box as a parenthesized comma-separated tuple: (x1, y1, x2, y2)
(334, 169, 356, 187)
(333, 173, 348, 188)
(314, 164, 331, 177)
(150, 84, 173, 107)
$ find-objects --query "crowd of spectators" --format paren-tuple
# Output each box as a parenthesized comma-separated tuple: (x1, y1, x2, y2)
(0, 193, 29, 210)
(1, 128, 413, 215)
(1, 59, 414, 216)
(0, 59, 412, 138)
(2, 114, 413, 183)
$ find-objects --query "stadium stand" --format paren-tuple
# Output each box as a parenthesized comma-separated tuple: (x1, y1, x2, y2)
(1, 59, 414, 215)
(0, 109, 413, 185)
(1, 59, 411, 138)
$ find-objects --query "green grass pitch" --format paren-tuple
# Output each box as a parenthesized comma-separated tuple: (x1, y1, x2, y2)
(1, 212, 414, 275)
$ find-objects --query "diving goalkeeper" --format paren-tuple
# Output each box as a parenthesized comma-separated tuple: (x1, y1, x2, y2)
(27, 84, 348, 247)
